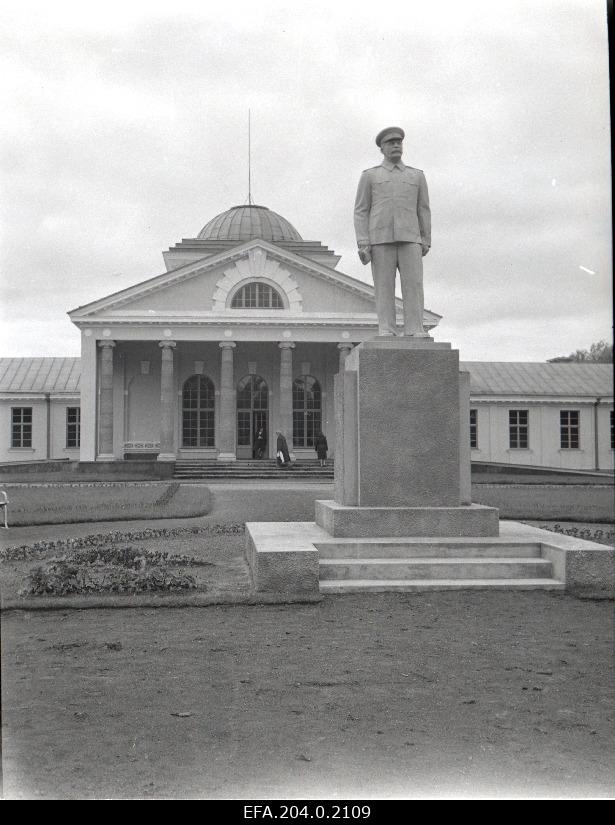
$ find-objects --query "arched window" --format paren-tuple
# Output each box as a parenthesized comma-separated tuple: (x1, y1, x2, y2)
(182, 375, 215, 447)
(292, 376, 322, 448)
(231, 282, 284, 309)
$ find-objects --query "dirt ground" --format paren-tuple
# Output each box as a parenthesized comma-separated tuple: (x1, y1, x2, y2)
(2, 590, 614, 800)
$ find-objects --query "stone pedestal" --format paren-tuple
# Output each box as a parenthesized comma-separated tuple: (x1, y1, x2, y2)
(337, 338, 461, 506)
(324, 336, 498, 537)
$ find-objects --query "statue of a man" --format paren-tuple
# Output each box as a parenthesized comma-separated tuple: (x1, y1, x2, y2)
(354, 127, 431, 336)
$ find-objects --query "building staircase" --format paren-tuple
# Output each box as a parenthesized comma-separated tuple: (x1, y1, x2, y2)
(317, 536, 564, 593)
(174, 459, 334, 481)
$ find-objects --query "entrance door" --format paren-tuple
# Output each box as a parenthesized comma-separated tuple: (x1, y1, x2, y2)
(236, 375, 268, 459)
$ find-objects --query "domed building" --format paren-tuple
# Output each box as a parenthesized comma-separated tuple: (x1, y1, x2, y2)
(65, 202, 441, 463)
(1, 202, 612, 473)
(1, 201, 613, 472)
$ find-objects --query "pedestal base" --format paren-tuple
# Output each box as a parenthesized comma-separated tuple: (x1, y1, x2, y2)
(315, 500, 499, 538)
(336, 338, 465, 507)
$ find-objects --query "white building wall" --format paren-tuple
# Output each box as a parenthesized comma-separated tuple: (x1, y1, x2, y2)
(122, 342, 163, 452)
(0, 397, 47, 462)
(49, 397, 81, 460)
(598, 405, 614, 471)
(469, 400, 615, 471)
(2, 357, 612, 472)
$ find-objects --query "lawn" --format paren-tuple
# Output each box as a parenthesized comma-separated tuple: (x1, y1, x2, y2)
(1, 482, 211, 525)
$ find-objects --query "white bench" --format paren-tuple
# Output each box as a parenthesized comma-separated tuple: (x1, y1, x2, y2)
(0, 491, 8, 529)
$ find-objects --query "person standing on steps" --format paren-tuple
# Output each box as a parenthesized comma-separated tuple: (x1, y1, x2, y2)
(276, 431, 291, 469)
(314, 431, 328, 468)
(254, 427, 266, 460)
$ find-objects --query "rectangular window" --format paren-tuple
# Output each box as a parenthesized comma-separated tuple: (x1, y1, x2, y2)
(236, 411, 251, 447)
(509, 409, 528, 449)
(470, 409, 478, 449)
(560, 410, 580, 449)
(611, 410, 614, 449)
(66, 407, 81, 448)
(11, 407, 32, 448)
(292, 410, 305, 448)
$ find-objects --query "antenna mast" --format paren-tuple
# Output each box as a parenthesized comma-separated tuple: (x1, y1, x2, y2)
(247, 109, 254, 205)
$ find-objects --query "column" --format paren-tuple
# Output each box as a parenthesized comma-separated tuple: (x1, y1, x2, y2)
(218, 341, 237, 461)
(79, 331, 97, 461)
(337, 343, 353, 372)
(98, 340, 116, 460)
(278, 342, 295, 457)
(158, 341, 177, 461)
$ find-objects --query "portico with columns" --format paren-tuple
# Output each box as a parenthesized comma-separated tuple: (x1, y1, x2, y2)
(68, 204, 440, 463)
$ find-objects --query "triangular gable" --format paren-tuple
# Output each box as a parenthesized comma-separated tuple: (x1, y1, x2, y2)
(68, 239, 383, 319)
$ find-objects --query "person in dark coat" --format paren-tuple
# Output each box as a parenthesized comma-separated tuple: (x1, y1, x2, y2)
(254, 427, 266, 459)
(314, 431, 328, 467)
(276, 431, 291, 468)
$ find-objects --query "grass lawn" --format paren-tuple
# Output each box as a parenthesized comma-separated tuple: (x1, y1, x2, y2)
(2, 482, 211, 525)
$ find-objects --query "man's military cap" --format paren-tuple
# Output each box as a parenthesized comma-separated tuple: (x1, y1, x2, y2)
(375, 127, 405, 147)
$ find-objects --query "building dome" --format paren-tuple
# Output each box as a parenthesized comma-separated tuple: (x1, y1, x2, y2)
(197, 204, 303, 243)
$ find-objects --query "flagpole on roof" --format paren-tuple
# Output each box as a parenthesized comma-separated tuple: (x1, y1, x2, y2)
(247, 109, 254, 205)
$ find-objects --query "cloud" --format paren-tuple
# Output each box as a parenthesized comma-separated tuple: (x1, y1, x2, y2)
(0, 0, 611, 363)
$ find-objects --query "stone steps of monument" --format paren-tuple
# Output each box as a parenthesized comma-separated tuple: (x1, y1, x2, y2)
(317, 535, 563, 591)
(319, 578, 565, 593)
(315, 539, 543, 559)
(318, 557, 553, 581)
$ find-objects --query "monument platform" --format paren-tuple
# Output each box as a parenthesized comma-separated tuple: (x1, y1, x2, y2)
(245, 337, 614, 598)
(245, 519, 613, 596)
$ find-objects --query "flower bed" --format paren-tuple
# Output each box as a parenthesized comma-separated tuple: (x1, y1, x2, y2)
(0, 524, 249, 602)
(22, 557, 199, 597)
(535, 522, 614, 546)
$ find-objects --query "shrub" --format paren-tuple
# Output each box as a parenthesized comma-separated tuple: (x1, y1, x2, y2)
(56, 545, 214, 568)
(20, 560, 197, 597)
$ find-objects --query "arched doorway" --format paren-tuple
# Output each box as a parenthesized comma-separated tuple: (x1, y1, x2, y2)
(236, 374, 268, 459)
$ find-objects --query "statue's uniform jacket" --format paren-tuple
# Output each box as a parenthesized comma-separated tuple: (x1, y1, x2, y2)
(354, 161, 431, 247)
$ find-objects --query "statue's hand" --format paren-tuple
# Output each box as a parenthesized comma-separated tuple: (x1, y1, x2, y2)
(421, 244, 430, 257)
(358, 245, 372, 265)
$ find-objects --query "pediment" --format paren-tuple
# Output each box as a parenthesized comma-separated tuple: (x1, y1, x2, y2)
(68, 239, 382, 320)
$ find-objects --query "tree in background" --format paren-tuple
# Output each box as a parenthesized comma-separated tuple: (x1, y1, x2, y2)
(548, 339, 613, 363)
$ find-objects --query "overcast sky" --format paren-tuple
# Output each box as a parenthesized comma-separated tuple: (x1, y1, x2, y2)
(1, 0, 611, 361)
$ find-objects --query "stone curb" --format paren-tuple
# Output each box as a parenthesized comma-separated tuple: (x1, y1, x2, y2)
(1, 590, 323, 612)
